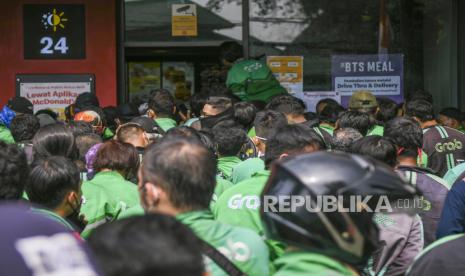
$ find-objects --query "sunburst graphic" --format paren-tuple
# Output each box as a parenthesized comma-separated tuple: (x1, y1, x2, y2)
(41, 9, 68, 32)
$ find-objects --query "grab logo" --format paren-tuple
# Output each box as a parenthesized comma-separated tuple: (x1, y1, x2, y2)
(435, 139, 462, 152)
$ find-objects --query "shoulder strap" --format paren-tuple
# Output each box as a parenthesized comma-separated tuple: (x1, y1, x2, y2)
(198, 238, 246, 276)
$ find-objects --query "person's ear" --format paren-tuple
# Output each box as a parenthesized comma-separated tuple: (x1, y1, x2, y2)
(66, 191, 79, 208)
(278, 153, 289, 160)
(146, 109, 156, 119)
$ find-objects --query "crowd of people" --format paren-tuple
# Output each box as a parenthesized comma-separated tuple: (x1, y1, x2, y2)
(0, 87, 465, 275)
(1, 42, 465, 275)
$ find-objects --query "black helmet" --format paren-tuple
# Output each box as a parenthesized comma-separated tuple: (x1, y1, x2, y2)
(260, 151, 419, 266)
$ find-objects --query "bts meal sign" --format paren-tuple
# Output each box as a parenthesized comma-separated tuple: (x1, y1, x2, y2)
(16, 74, 94, 119)
(332, 54, 403, 106)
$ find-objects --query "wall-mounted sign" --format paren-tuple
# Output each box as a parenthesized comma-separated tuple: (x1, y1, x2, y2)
(16, 74, 94, 119)
(172, 4, 197, 36)
(295, 91, 341, 112)
(23, 4, 86, 59)
(267, 56, 303, 94)
(331, 54, 404, 107)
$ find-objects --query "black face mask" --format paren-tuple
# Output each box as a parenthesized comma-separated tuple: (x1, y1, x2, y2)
(66, 195, 86, 233)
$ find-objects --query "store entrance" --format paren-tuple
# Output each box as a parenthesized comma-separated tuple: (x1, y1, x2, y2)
(125, 46, 226, 105)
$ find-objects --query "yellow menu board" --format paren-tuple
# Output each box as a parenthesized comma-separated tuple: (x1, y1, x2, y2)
(172, 4, 198, 37)
(267, 56, 304, 94)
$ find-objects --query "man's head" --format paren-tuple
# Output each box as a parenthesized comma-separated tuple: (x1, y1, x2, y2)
(438, 107, 462, 129)
(320, 103, 345, 126)
(189, 93, 208, 118)
(75, 133, 103, 163)
(376, 97, 398, 123)
(202, 96, 232, 117)
(93, 140, 139, 179)
(32, 123, 77, 162)
(212, 125, 247, 157)
(10, 114, 40, 143)
(331, 128, 363, 152)
(219, 41, 243, 67)
(234, 101, 257, 130)
(405, 99, 435, 124)
(265, 124, 326, 168)
(252, 110, 287, 154)
(88, 214, 204, 276)
(0, 141, 28, 200)
(75, 92, 100, 111)
(266, 95, 306, 124)
(261, 151, 419, 267)
(7, 97, 33, 115)
(316, 98, 339, 115)
(348, 90, 378, 114)
(351, 136, 397, 167)
(26, 156, 81, 218)
(139, 139, 217, 214)
(115, 123, 149, 149)
(337, 110, 373, 136)
(384, 117, 423, 162)
(147, 89, 176, 119)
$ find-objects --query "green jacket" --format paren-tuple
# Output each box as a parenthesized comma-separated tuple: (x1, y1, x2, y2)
(367, 125, 384, 136)
(231, 157, 265, 184)
(319, 124, 335, 136)
(155, 118, 177, 132)
(217, 156, 242, 182)
(214, 170, 285, 260)
(274, 252, 356, 276)
(102, 128, 114, 140)
(31, 208, 76, 231)
(226, 59, 286, 102)
(210, 176, 234, 210)
(248, 127, 256, 138)
(80, 171, 140, 238)
(177, 210, 270, 276)
(0, 125, 14, 144)
(118, 204, 145, 220)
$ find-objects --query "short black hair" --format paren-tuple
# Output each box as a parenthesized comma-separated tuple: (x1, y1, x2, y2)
(331, 128, 363, 152)
(405, 100, 435, 122)
(205, 96, 233, 114)
(75, 133, 102, 163)
(0, 141, 28, 200)
(26, 156, 80, 209)
(320, 103, 345, 124)
(189, 93, 208, 118)
(219, 41, 243, 63)
(338, 111, 373, 136)
(254, 110, 287, 139)
(32, 123, 78, 162)
(142, 139, 216, 210)
(406, 90, 433, 104)
(197, 130, 217, 156)
(439, 107, 462, 122)
(376, 97, 398, 123)
(265, 124, 326, 167)
(148, 89, 175, 118)
(162, 126, 201, 142)
(88, 214, 204, 276)
(266, 95, 306, 116)
(35, 109, 58, 120)
(234, 102, 257, 131)
(351, 136, 397, 167)
(212, 125, 247, 156)
(10, 114, 40, 143)
(384, 117, 423, 158)
(316, 98, 339, 114)
(68, 120, 94, 137)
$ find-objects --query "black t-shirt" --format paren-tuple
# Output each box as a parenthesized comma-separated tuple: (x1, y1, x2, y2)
(423, 125, 465, 176)
(407, 233, 465, 276)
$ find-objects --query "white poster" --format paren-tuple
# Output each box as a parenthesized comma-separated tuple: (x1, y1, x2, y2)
(296, 91, 341, 112)
(20, 82, 91, 118)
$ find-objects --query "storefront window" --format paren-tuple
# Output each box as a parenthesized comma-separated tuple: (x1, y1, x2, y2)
(248, 0, 457, 108)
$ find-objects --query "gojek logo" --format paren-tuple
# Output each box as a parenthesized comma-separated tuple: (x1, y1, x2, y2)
(42, 8, 68, 32)
(435, 139, 462, 152)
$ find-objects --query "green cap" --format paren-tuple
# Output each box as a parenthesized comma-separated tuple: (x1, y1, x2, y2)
(349, 90, 378, 110)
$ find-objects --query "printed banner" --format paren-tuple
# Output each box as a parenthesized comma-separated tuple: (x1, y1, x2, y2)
(331, 54, 403, 107)
(267, 56, 303, 94)
(295, 91, 341, 112)
(172, 4, 197, 36)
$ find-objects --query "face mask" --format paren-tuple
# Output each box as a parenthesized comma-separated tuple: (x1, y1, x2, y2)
(66, 194, 86, 232)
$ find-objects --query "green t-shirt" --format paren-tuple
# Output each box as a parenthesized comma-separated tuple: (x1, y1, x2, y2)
(231, 157, 265, 184)
(367, 124, 384, 136)
(217, 156, 242, 182)
(155, 118, 177, 132)
(274, 251, 356, 276)
(177, 210, 270, 276)
(210, 176, 234, 210)
(0, 125, 14, 144)
(443, 162, 465, 187)
(80, 171, 140, 238)
(214, 170, 285, 260)
(226, 59, 287, 102)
